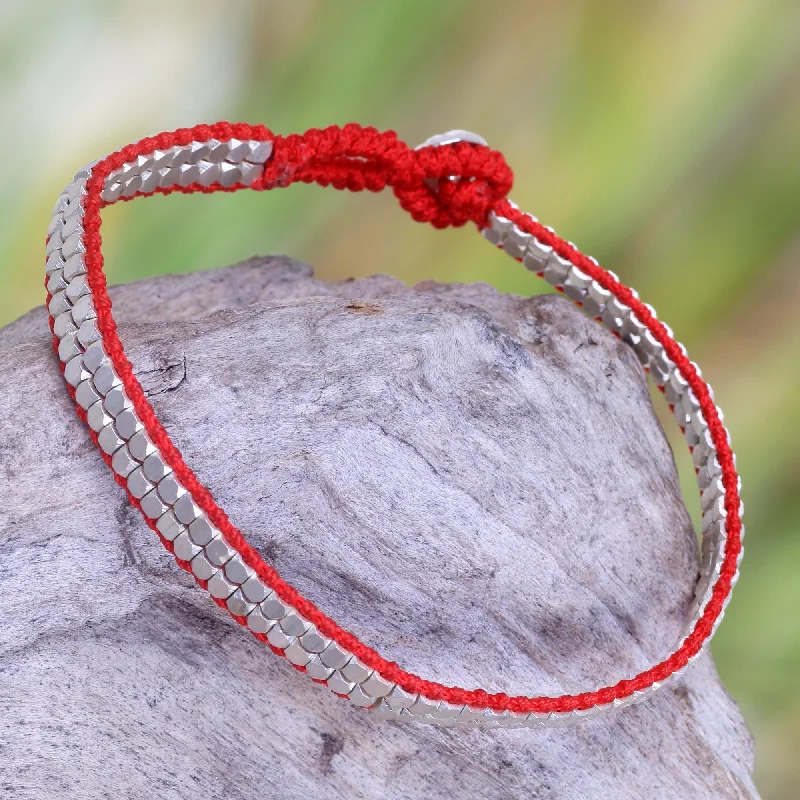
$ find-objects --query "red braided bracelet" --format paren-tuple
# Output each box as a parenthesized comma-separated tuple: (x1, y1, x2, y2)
(44, 122, 742, 726)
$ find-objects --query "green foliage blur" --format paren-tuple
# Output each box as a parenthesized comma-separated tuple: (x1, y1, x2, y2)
(2, 2, 798, 795)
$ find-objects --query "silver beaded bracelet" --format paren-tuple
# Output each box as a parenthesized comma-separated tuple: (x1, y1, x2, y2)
(45, 123, 743, 727)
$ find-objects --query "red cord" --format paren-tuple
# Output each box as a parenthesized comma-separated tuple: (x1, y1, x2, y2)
(67, 122, 741, 713)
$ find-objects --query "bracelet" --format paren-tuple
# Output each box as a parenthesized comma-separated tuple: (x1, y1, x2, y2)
(45, 122, 743, 728)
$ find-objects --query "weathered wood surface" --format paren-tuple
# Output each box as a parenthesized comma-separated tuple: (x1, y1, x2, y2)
(0, 256, 756, 799)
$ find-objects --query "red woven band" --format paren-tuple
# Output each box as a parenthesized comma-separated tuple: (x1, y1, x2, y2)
(51, 122, 741, 714)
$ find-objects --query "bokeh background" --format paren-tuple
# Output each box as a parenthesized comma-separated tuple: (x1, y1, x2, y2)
(2, 1, 798, 795)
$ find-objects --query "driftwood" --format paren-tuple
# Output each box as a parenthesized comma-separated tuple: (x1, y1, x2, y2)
(0, 256, 756, 799)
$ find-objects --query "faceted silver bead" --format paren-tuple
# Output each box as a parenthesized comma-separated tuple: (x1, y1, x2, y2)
(348, 684, 378, 708)
(53, 310, 77, 339)
(173, 494, 202, 525)
(284, 640, 313, 667)
(45, 251, 66, 275)
(207, 570, 237, 599)
(218, 162, 242, 188)
(103, 386, 131, 417)
(196, 161, 221, 187)
(305, 656, 335, 681)
(522, 237, 553, 272)
(76, 319, 101, 348)
(246, 605, 275, 635)
(266, 625, 293, 650)
(155, 474, 184, 505)
(173, 531, 202, 562)
(114, 409, 142, 441)
(320, 641, 352, 670)
(245, 140, 273, 163)
(341, 658, 372, 685)
(240, 575, 269, 604)
(63, 354, 89, 387)
(238, 161, 263, 186)
(140, 489, 170, 520)
(62, 254, 87, 282)
(225, 138, 250, 162)
(385, 686, 418, 710)
(139, 170, 160, 194)
(408, 696, 441, 717)
(225, 589, 255, 617)
(361, 672, 395, 698)
(280, 611, 310, 637)
(205, 535, 236, 566)
(65, 274, 90, 303)
(127, 467, 154, 499)
(75, 378, 101, 409)
(189, 551, 218, 581)
(188, 517, 218, 546)
(299, 628, 329, 654)
(47, 271, 68, 296)
(164, 515, 194, 553)
(223, 555, 253, 586)
(70, 295, 96, 326)
(142, 453, 171, 483)
(128, 431, 156, 462)
(50, 288, 72, 318)
(58, 331, 82, 363)
(97, 422, 125, 455)
(111, 445, 138, 478)
(92, 364, 120, 396)
(86, 400, 113, 433)
(502, 223, 530, 259)
(178, 163, 200, 187)
(326, 671, 356, 696)
(543, 253, 572, 287)
(261, 594, 290, 620)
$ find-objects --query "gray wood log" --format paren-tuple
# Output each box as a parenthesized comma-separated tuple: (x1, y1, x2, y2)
(0, 256, 756, 799)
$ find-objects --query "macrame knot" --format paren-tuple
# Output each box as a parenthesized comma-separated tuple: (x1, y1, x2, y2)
(256, 124, 513, 231)
(394, 140, 513, 230)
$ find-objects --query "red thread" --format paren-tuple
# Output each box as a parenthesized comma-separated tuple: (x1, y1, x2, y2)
(62, 122, 741, 713)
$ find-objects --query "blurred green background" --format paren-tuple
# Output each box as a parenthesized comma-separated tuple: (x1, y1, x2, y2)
(2, 1, 798, 795)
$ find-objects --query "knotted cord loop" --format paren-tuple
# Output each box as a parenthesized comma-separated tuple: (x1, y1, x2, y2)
(256, 124, 513, 230)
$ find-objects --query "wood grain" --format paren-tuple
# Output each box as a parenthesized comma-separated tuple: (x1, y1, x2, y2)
(0, 256, 757, 799)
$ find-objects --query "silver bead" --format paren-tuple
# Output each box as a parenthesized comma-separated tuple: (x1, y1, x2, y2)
(407, 696, 441, 717)
(142, 453, 171, 483)
(319, 641, 352, 670)
(341, 658, 372, 685)
(218, 162, 242, 188)
(385, 686, 418, 710)
(360, 672, 395, 698)
(246, 605, 275, 635)
(111, 445, 138, 478)
(50, 291, 72, 320)
(86, 399, 113, 432)
(63, 354, 89, 387)
(225, 589, 255, 617)
(207, 570, 237, 599)
(92, 364, 120, 396)
(74, 378, 101, 409)
(299, 628, 329, 654)
(188, 517, 218, 546)
(173, 493, 202, 525)
(280, 611, 310, 637)
(103, 386, 131, 417)
(173, 531, 202, 562)
(189, 551, 218, 581)
(128, 431, 156, 462)
(97, 422, 125, 455)
(245, 140, 272, 163)
(156, 511, 186, 542)
(156, 474, 184, 505)
(76, 319, 101, 348)
(65, 274, 90, 303)
(114, 409, 142, 440)
(261, 594, 290, 620)
(223, 555, 253, 585)
(305, 656, 335, 681)
(266, 625, 293, 650)
(62, 254, 87, 282)
(127, 467, 154, 499)
(240, 575, 269, 604)
(326, 671, 355, 696)
(348, 684, 378, 708)
(58, 331, 82, 363)
(140, 489, 169, 519)
(70, 295, 96, 326)
(522, 237, 552, 272)
(205, 535, 236, 566)
(284, 639, 313, 666)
